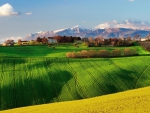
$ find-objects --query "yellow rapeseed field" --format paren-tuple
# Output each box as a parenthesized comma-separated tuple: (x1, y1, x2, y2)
(1, 86, 150, 113)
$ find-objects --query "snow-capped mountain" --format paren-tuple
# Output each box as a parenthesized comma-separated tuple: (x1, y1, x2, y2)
(23, 25, 92, 40)
(23, 25, 150, 40)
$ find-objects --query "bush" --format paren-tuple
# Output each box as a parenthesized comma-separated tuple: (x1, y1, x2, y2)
(66, 48, 138, 58)
(112, 49, 122, 57)
(123, 48, 137, 56)
(98, 50, 110, 57)
(80, 50, 88, 58)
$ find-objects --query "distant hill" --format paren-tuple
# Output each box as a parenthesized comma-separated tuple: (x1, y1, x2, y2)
(1, 86, 150, 113)
(23, 25, 150, 40)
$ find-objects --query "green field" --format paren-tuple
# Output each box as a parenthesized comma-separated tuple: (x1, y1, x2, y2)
(0, 43, 150, 110)
(0, 43, 149, 57)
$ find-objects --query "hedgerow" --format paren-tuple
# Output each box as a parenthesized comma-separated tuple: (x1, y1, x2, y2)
(66, 48, 138, 58)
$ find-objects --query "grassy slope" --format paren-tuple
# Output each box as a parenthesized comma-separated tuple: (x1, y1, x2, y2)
(0, 43, 149, 57)
(0, 57, 150, 110)
(1, 86, 150, 113)
(0, 43, 150, 110)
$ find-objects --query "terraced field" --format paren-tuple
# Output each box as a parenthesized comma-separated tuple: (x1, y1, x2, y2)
(1, 56, 150, 110)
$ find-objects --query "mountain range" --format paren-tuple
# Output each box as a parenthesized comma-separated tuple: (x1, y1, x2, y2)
(23, 25, 150, 40)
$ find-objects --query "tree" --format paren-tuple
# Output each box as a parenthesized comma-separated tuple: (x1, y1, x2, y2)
(127, 36, 131, 41)
(134, 34, 140, 41)
(110, 38, 118, 46)
(67, 36, 74, 43)
(126, 36, 132, 45)
(18, 39, 22, 45)
(82, 38, 88, 43)
(54, 36, 62, 43)
(104, 39, 110, 45)
(95, 36, 103, 46)
(146, 33, 150, 41)
(36, 37, 42, 43)
(42, 37, 48, 44)
(5, 40, 15, 46)
(88, 36, 93, 43)
(116, 38, 122, 46)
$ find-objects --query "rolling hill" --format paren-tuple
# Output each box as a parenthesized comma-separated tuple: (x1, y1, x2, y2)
(0, 44, 150, 111)
(0, 56, 150, 110)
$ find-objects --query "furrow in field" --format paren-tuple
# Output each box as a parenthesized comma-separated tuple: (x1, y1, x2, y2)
(58, 58, 76, 101)
(73, 59, 98, 97)
(66, 59, 87, 99)
(1, 56, 150, 111)
(134, 64, 150, 88)
(68, 59, 91, 98)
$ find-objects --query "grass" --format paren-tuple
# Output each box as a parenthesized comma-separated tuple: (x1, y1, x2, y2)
(0, 43, 150, 111)
(134, 42, 150, 55)
(0, 56, 150, 110)
(1, 86, 150, 113)
(0, 43, 149, 57)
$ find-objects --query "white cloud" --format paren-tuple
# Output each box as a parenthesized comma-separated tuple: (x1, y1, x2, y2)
(26, 12, 32, 15)
(95, 19, 150, 30)
(95, 20, 119, 29)
(0, 39, 6, 44)
(0, 36, 23, 44)
(0, 3, 13, 16)
(11, 11, 21, 16)
(6, 36, 22, 41)
(129, 0, 134, 2)
(0, 3, 20, 17)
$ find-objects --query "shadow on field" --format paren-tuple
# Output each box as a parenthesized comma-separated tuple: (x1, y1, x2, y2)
(93, 68, 138, 96)
(87, 58, 139, 96)
(0, 70, 73, 111)
(0, 58, 26, 64)
(105, 59, 138, 91)
(140, 54, 150, 56)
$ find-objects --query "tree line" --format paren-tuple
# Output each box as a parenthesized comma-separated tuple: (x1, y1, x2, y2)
(33, 36, 81, 44)
(82, 36, 133, 47)
(3, 33, 150, 46)
(53, 36, 81, 43)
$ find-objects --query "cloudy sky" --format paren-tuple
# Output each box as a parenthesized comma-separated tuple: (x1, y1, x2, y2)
(1, 0, 150, 42)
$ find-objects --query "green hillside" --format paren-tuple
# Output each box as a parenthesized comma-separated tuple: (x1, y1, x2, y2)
(0, 43, 150, 110)
(0, 43, 149, 57)
(0, 56, 150, 110)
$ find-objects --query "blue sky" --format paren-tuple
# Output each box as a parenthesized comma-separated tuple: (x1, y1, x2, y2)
(0, 0, 150, 42)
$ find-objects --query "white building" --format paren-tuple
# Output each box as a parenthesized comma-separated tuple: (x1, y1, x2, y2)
(48, 37, 57, 44)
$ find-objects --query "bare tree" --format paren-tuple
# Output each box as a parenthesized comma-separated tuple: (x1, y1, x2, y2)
(134, 34, 140, 41)
(5, 40, 15, 46)
(146, 33, 150, 41)
(18, 39, 22, 46)
(88, 36, 93, 43)
(95, 35, 103, 45)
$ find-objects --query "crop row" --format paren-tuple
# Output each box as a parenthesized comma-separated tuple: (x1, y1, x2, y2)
(1, 57, 150, 110)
